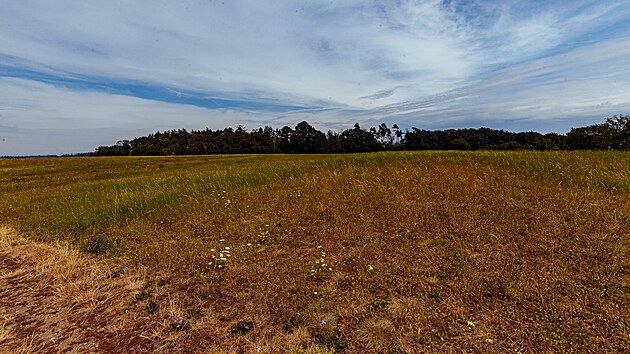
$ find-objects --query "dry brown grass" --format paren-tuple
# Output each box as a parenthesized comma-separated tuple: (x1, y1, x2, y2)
(98, 156, 628, 352)
(0, 312, 15, 345)
(0, 226, 159, 352)
(0, 152, 629, 352)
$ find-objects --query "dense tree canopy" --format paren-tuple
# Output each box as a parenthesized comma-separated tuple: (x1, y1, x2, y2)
(279, 121, 328, 154)
(340, 123, 381, 153)
(93, 115, 629, 156)
(566, 115, 630, 150)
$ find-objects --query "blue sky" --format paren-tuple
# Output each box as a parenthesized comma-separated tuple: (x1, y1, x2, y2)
(1, 0, 630, 155)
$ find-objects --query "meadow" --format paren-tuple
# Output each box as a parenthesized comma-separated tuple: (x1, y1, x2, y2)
(0, 151, 628, 353)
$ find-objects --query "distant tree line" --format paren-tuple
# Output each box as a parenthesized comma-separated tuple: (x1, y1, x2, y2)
(93, 114, 630, 156)
(565, 115, 630, 150)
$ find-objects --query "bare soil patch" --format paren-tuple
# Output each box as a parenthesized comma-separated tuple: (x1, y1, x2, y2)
(0, 227, 157, 353)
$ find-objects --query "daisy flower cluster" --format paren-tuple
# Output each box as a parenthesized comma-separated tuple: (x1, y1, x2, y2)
(211, 190, 232, 208)
(310, 245, 333, 275)
(208, 239, 232, 269)
(257, 225, 271, 243)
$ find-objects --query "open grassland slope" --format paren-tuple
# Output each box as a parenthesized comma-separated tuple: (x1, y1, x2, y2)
(0, 151, 628, 353)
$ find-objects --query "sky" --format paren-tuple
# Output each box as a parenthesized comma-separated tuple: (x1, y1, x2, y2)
(1, 0, 630, 155)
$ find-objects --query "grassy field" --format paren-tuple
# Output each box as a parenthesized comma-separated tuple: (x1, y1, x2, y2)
(0, 151, 628, 352)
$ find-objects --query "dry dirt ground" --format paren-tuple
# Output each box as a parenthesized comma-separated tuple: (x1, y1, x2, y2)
(0, 226, 168, 353)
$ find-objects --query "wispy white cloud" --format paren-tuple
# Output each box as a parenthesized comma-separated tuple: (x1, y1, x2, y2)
(0, 78, 260, 155)
(377, 38, 630, 132)
(1, 1, 630, 154)
(0, 77, 365, 155)
(6, 0, 610, 105)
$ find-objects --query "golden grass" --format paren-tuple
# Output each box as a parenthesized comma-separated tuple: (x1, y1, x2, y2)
(0, 152, 629, 352)
(13, 335, 36, 354)
(0, 226, 153, 352)
(0, 313, 14, 344)
(1, 226, 144, 304)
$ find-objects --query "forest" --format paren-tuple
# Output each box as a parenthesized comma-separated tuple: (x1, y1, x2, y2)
(93, 114, 630, 156)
